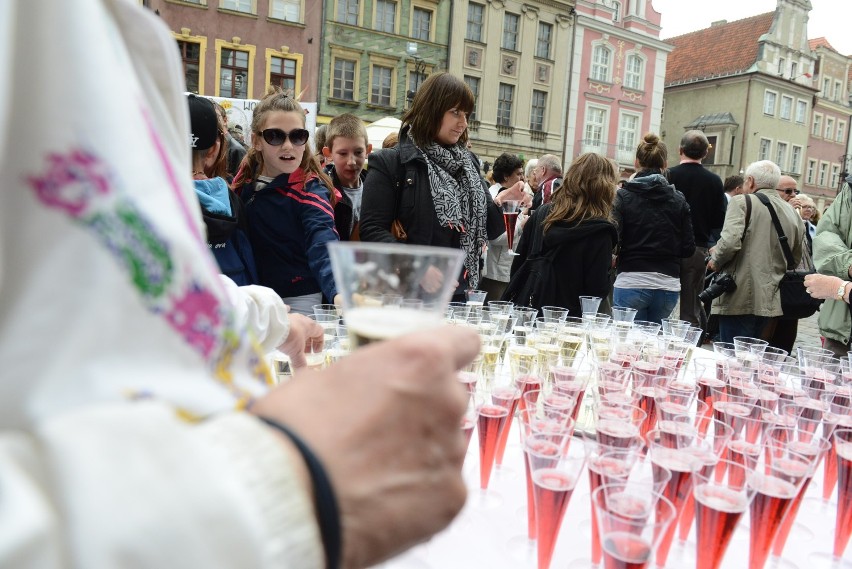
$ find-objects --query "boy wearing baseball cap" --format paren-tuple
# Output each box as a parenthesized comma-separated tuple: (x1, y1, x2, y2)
(187, 94, 257, 286)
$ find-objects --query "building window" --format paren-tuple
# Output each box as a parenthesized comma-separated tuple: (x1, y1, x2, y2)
(337, 0, 359, 25)
(177, 40, 201, 94)
(375, 0, 396, 33)
(759, 138, 772, 161)
(836, 80, 844, 102)
(796, 100, 807, 123)
(270, 0, 300, 21)
(530, 90, 547, 131)
(270, 56, 296, 96)
(584, 107, 607, 149)
(332, 58, 356, 100)
(412, 7, 432, 41)
(813, 113, 823, 137)
(220, 48, 249, 98)
(497, 83, 514, 126)
(819, 162, 829, 186)
(778, 57, 785, 76)
(591, 45, 611, 82)
(466, 2, 484, 42)
(618, 113, 639, 153)
(823, 78, 830, 98)
(763, 90, 777, 115)
(791, 145, 802, 174)
(370, 65, 393, 106)
(464, 75, 480, 121)
(775, 142, 788, 171)
(536, 22, 552, 59)
(625, 55, 643, 90)
(838, 121, 847, 144)
(611, 1, 621, 21)
(779, 95, 793, 120)
(502, 12, 519, 51)
(705, 136, 718, 164)
(806, 160, 816, 185)
(826, 118, 835, 140)
(221, 0, 254, 13)
(831, 164, 840, 188)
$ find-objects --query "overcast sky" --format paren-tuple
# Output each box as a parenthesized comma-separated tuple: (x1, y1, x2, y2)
(652, 0, 852, 56)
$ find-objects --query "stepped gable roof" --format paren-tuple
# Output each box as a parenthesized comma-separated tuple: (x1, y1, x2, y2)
(665, 12, 774, 86)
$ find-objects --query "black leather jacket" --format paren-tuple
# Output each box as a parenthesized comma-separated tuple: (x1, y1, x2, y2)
(360, 126, 505, 246)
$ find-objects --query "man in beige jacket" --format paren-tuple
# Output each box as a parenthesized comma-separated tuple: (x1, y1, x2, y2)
(707, 160, 804, 343)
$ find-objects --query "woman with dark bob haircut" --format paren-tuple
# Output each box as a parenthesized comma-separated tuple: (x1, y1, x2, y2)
(360, 72, 526, 300)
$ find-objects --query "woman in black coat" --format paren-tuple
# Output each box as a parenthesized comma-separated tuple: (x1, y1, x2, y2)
(360, 72, 526, 299)
(509, 153, 619, 317)
(612, 133, 695, 323)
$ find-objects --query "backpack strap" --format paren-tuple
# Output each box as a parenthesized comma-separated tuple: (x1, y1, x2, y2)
(529, 205, 549, 256)
(753, 192, 796, 270)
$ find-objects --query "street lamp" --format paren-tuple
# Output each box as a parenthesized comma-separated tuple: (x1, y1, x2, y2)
(405, 42, 427, 104)
(406, 56, 427, 103)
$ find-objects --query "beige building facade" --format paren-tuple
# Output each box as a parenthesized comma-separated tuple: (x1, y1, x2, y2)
(447, 0, 576, 169)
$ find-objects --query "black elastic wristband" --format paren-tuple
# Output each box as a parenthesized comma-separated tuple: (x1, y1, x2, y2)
(259, 417, 341, 569)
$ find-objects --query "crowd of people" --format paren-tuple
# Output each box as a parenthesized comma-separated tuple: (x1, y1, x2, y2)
(6, 0, 852, 567)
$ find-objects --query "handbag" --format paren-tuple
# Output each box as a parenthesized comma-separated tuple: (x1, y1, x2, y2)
(500, 207, 560, 312)
(753, 193, 823, 319)
(389, 150, 408, 242)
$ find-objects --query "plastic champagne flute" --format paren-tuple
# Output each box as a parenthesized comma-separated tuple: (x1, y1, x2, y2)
(746, 444, 812, 569)
(831, 427, 852, 561)
(517, 407, 576, 542)
(502, 200, 521, 256)
(593, 483, 677, 569)
(525, 433, 587, 569)
(692, 457, 757, 569)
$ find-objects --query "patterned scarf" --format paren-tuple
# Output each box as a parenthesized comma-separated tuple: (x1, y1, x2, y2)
(419, 141, 488, 288)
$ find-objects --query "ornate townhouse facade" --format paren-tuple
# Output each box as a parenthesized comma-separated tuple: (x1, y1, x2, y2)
(564, 0, 673, 176)
(447, 0, 576, 169)
(804, 39, 851, 201)
(146, 0, 320, 102)
(318, 0, 451, 125)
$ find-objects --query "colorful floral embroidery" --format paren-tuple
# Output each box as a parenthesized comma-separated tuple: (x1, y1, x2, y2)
(26, 140, 271, 401)
(26, 147, 221, 359)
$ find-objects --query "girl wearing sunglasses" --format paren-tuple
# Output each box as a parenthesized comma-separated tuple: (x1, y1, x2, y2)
(232, 89, 341, 314)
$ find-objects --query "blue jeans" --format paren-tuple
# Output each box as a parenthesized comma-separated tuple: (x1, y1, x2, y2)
(613, 288, 679, 324)
(717, 315, 769, 344)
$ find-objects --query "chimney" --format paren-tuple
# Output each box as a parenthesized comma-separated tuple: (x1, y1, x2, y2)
(710, 19, 728, 27)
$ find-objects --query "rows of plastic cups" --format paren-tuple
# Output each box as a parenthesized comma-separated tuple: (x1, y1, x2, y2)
(270, 303, 351, 381)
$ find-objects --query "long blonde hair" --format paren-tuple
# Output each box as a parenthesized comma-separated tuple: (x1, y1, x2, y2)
(543, 153, 617, 233)
(232, 87, 334, 202)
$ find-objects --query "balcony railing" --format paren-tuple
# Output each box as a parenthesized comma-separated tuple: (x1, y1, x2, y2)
(578, 139, 635, 164)
(496, 124, 515, 136)
(530, 130, 546, 142)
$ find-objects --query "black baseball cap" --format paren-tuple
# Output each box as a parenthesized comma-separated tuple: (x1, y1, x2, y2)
(186, 94, 218, 150)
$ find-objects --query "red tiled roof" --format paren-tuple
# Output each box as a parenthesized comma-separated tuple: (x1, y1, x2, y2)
(665, 12, 775, 86)
(808, 37, 836, 52)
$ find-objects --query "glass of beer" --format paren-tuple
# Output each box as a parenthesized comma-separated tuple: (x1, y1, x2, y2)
(327, 241, 465, 349)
